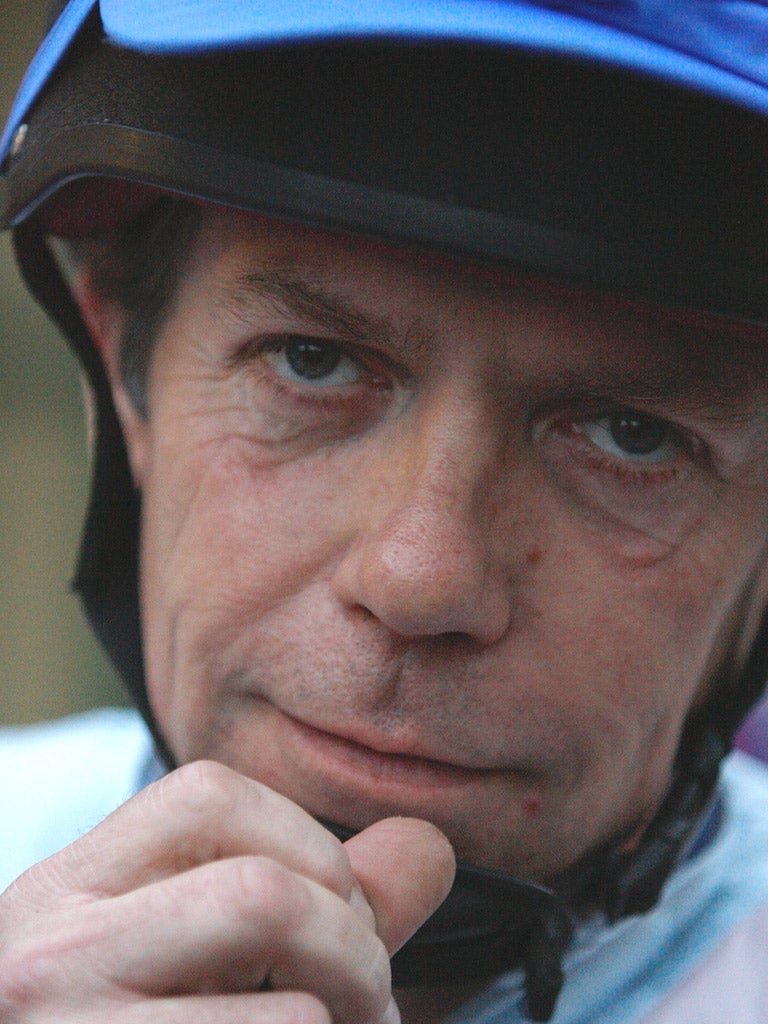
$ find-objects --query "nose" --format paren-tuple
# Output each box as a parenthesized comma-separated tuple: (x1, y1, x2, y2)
(332, 395, 521, 645)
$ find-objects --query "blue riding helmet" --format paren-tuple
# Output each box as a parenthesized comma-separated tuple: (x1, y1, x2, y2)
(3, 3, 768, 1020)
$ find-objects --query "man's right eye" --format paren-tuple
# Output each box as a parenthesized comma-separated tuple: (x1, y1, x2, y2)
(262, 335, 366, 389)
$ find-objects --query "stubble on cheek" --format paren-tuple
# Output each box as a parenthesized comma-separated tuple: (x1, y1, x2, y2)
(141, 560, 711, 884)
(139, 488, 727, 880)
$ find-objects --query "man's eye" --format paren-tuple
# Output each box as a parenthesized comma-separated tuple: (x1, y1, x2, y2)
(263, 336, 363, 387)
(577, 411, 681, 464)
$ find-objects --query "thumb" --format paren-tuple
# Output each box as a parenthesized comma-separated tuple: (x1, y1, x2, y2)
(344, 817, 456, 955)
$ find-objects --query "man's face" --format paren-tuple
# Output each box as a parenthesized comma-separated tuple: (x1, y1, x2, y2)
(110, 208, 768, 880)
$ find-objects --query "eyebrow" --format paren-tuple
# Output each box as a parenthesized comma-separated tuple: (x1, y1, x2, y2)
(561, 363, 767, 428)
(223, 263, 768, 431)
(224, 266, 431, 357)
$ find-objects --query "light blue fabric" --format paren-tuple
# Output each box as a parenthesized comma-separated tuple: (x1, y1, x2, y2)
(1, 710, 767, 1023)
(0, 707, 155, 892)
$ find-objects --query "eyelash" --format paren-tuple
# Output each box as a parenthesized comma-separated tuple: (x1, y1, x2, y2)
(238, 334, 393, 402)
(554, 408, 700, 485)
(239, 337, 708, 487)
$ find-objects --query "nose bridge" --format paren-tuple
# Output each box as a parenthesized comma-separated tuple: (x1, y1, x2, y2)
(377, 375, 507, 552)
(334, 385, 517, 644)
(395, 387, 497, 515)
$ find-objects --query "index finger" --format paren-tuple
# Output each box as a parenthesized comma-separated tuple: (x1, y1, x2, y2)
(17, 760, 362, 909)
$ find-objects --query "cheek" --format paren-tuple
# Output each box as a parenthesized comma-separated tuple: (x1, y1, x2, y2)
(572, 537, 761, 738)
(138, 434, 353, 724)
(528, 533, 726, 754)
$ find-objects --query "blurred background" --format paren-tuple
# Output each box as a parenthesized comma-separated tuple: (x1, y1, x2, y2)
(0, 0, 125, 724)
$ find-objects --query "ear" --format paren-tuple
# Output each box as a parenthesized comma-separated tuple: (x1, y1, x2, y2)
(70, 267, 149, 489)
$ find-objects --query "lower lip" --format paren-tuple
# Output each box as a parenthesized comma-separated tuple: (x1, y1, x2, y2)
(277, 710, 499, 793)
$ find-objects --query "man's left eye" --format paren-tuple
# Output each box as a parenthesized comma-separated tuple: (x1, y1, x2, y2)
(577, 411, 680, 464)
(264, 336, 363, 387)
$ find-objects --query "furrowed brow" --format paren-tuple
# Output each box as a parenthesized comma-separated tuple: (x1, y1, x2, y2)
(225, 266, 428, 355)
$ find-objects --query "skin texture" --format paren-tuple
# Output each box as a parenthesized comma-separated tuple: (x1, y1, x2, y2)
(3, 207, 768, 1023)
(0, 762, 454, 1023)
(123, 211, 768, 876)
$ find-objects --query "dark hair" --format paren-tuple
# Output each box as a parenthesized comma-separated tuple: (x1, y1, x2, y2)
(72, 196, 202, 415)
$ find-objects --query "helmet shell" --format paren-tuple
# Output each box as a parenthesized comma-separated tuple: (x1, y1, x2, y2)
(3, 1, 768, 319)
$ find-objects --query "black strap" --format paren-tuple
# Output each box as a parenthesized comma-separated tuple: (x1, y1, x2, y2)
(12, 221, 173, 767)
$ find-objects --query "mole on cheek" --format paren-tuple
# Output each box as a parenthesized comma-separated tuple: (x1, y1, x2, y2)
(526, 546, 543, 567)
(522, 793, 544, 817)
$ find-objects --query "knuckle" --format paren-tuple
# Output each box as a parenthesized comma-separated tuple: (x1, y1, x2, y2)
(225, 856, 312, 938)
(156, 758, 241, 823)
(306, 833, 358, 904)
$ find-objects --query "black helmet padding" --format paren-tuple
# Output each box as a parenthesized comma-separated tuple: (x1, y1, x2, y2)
(4, 10, 768, 320)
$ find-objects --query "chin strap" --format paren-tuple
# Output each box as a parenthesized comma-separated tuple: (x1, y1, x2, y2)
(390, 861, 573, 1022)
(598, 726, 725, 922)
(323, 818, 572, 1020)
(324, 722, 727, 1021)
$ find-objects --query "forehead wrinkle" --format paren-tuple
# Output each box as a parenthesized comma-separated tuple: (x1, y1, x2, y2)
(213, 247, 768, 432)
(222, 263, 433, 358)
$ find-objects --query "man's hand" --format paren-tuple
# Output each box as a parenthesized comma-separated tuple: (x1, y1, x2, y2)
(0, 760, 455, 1023)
